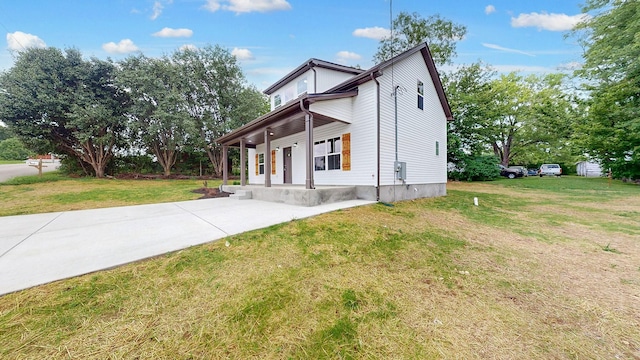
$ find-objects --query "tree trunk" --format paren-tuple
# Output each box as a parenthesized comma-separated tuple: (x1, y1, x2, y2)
(78, 139, 113, 178)
(204, 146, 223, 177)
(152, 142, 177, 176)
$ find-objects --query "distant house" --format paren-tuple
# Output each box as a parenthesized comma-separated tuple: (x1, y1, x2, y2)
(215, 42, 453, 203)
(576, 161, 603, 177)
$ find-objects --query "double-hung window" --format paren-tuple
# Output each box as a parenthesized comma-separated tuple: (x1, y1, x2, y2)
(258, 153, 265, 174)
(314, 137, 341, 171)
(274, 95, 282, 108)
(417, 80, 424, 110)
(297, 77, 308, 95)
(314, 140, 326, 171)
(327, 137, 341, 170)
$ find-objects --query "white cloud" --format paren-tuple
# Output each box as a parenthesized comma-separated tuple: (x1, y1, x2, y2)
(336, 51, 361, 63)
(151, 1, 163, 20)
(485, 5, 496, 15)
(231, 47, 254, 60)
(203, 0, 221, 12)
(180, 44, 198, 51)
(153, 27, 193, 38)
(353, 27, 390, 40)
(557, 61, 582, 71)
(511, 12, 590, 31)
(204, 0, 291, 13)
(102, 39, 139, 54)
(6, 31, 46, 51)
(491, 64, 553, 73)
(482, 43, 535, 57)
(150, 0, 173, 20)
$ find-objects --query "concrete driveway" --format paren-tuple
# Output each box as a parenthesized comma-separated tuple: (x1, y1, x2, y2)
(0, 161, 60, 182)
(0, 197, 375, 295)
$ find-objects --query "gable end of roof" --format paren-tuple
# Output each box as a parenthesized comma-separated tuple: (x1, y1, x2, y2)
(263, 59, 364, 95)
(326, 43, 453, 121)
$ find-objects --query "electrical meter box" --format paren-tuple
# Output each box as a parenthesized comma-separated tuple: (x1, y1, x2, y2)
(394, 161, 406, 180)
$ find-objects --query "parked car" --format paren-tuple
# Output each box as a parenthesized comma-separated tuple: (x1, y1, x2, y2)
(510, 166, 528, 177)
(527, 168, 538, 176)
(498, 164, 524, 179)
(539, 164, 562, 177)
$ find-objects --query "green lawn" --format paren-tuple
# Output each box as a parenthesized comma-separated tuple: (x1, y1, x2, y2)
(0, 172, 220, 216)
(0, 175, 639, 359)
(0, 160, 25, 165)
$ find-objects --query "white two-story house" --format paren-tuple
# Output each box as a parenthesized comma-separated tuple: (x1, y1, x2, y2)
(215, 42, 453, 203)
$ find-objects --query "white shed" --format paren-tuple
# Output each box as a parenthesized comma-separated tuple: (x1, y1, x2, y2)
(576, 161, 603, 177)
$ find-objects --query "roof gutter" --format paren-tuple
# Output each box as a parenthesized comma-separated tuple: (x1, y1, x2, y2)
(310, 60, 317, 93)
(306, 89, 358, 103)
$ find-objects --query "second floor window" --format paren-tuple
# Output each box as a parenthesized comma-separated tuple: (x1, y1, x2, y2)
(297, 77, 308, 95)
(274, 95, 282, 108)
(417, 80, 424, 110)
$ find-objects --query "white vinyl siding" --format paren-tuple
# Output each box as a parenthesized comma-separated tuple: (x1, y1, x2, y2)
(249, 133, 306, 185)
(314, 68, 359, 93)
(251, 52, 446, 188)
(377, 52, 447, 185)
(309, 97, 353, 123)
(311, 81, 377, 186)
(269, 68, 359, 110)
(270, 71, 314, 110)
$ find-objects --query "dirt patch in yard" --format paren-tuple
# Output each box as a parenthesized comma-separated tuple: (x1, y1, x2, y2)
(191, 187, 231, 199)
(115, 173, 220, 180)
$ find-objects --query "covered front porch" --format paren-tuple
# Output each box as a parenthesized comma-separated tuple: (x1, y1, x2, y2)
(220, 184, 361, 207)
(216, 91, 357, 190)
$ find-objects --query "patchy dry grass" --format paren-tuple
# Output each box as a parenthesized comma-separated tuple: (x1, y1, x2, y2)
(0, 176, 639, 359)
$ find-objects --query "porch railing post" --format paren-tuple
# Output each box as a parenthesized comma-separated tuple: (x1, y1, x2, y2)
(222, 145, 228, 185)
(305, 114, 314, 189)
(240, 139, 246, 186)
(264, 130, 271, 187)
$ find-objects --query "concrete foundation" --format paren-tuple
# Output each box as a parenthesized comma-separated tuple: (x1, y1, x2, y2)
(222, 182, 447, 206)
(376, 183, 447, 203)
(221, 185, 357, 207)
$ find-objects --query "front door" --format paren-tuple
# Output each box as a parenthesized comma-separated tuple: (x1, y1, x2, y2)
(283, 147, 292, 184)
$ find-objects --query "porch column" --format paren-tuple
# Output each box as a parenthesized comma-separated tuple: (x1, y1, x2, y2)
(222, 145, 228, 185)
(264, 130, 271, 187)
(305, 113, 315, 189)
(240, 139, 246, 186)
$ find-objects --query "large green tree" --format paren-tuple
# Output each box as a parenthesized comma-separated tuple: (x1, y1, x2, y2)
(446, 67, 578, 168)
(0, 125, 12, 141)
(510, 74, 579, 167)
(0, 48, 129, 177)
(172, 45, 268, 176)
(573, 0, 640, 179)
(444, 63, 495, 163)
(374, 12, 467, 65)
(118, 55, 193, 176)
(0, 137, 32, 160)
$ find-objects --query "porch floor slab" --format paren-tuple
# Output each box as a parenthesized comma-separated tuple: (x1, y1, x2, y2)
(221, 184, 358, 207)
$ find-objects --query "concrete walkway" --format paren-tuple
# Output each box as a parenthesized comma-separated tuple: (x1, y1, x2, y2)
(0, 198, 375, 295)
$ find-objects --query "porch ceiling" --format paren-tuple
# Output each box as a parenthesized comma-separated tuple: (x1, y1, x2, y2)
(228, 113, 347, 147)
(217, 90, 358, 148)
(240, 113, 339, 147)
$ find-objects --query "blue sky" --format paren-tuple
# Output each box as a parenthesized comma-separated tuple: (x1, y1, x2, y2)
(0, 0, 588, 90)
